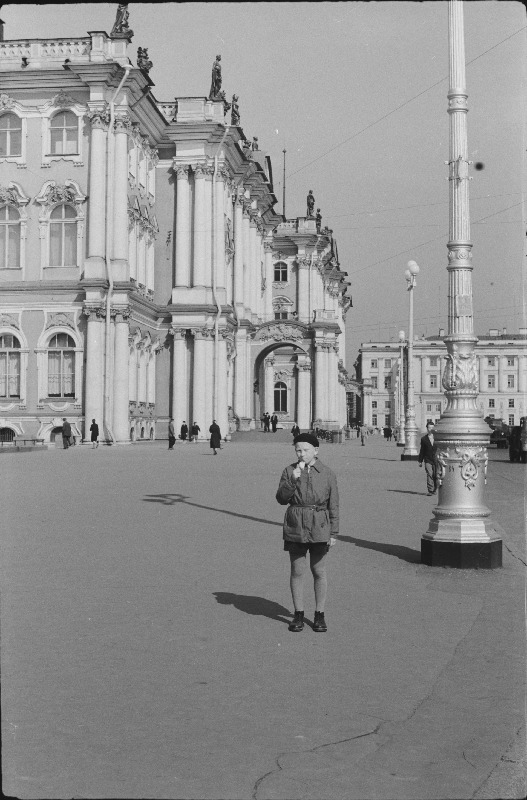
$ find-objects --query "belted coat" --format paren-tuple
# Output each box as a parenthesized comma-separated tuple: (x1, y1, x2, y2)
(276, 459, 339, 544)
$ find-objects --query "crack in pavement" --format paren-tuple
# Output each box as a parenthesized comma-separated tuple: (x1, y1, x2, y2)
(251, 724, 382, 800)
(503, 542, 527, 567)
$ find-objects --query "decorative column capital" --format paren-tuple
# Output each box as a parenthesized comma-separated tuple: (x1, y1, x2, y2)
(111, 305, 131, 322)
(87, 104, 111, 130)
(191, 327, 214, 340)
(297, 256, 311, 270)
(173, 162, 190, 179)
(114, 113, 132, 133)
(170, 327, 188, 340)
(194, 162, 213, 178)
(82, 302, 105, 319)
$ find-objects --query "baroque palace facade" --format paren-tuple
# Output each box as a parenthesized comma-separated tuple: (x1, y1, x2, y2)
(0, 12, 351, 444)
(356, 328, 527, 433)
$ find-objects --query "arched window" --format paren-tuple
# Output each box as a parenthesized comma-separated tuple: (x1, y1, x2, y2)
(47, 333, 75, 397)
(0, 113, 22, 157)
(0, 333, 21, 398)
(274, 381, 288, 413)
(0, 205, 21, 269)
(274, 261, 288, 282)
(0, 427, 15, 442)
(49, 111, 78, 155)
(50, 204, 77, 266)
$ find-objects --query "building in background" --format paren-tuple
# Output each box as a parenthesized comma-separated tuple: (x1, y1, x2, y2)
(356, 329, 527, 432)
(0, 8, 351, 445)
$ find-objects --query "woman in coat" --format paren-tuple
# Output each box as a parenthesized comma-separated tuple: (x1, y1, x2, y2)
(209, 420, 222, 455)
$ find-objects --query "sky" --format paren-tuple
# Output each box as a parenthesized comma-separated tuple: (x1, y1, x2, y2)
(3, 1, 525, 372)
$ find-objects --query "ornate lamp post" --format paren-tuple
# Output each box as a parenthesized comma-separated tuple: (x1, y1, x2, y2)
(397, 329, 405, 447)
(401, 261, 420, 460)
(421, 0, 503, 567)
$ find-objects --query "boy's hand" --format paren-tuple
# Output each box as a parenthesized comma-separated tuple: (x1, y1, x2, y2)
(329, 537, 337, 547)
(292, 461, 305, 479)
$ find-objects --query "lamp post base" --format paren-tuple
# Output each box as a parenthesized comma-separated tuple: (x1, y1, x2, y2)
(421, 538, 502, 568)
(401, 452, 419, 461)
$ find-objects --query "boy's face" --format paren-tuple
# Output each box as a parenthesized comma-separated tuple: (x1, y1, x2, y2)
(294, 442, 318, 465)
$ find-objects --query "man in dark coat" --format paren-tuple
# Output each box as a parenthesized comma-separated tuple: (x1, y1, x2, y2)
(263, 412, 270, 432)
(190, 422, 200, 442)
(271, 413, 278, 433)
(90, 418, 99, 448)
(209, 420, 222, 455)
(62, 418, 72, 449)
(180, 421, 188, 441)
(168, 418, 176, 450)
(418, 421, 438, 496)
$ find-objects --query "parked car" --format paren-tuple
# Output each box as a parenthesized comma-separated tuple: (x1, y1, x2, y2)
(485, 417, 510, 449)
(509, 417, 527, 463)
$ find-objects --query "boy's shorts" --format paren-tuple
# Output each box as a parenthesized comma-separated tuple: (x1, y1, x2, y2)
(284, 541, 330, 555)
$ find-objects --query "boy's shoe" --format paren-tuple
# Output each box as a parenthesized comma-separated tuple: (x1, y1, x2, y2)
(313, 611, 327, 632)
(288, 611, 304, 632)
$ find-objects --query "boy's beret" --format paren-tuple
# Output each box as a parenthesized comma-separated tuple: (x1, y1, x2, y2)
(293, 433, 320, 448)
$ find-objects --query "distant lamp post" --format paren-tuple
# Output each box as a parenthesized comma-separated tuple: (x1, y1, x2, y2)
(397, 329, 405, 447)
(421, 0, 503, 568)
(401, 261, 420, 460)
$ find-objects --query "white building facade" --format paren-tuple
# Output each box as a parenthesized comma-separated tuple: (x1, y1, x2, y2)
(0, 16, 351, 445)
(357, 330, 527, 432)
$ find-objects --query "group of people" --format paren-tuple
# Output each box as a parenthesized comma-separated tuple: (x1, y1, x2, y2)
(168, 419, 222, 455)
(262, 412, 279, 432)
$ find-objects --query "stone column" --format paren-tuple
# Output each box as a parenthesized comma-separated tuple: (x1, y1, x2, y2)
(172, 328, 188, 426)
(297, 256, 310, 322)
(421, 355, 427, 394)
(112, 115, 130, 278)
(204, 169, 213, 287)
(478, 353, 485, 394)
(242, 204, 252, 313)
(264, 356, 275, 415)
(86, 108, 108, 274)
(297, 362, 312, 429)
(314, 343, 328, 423)
(217, 332, 229, 439)
(174, 164, 191, 287)
(328, 345, 338, 422)
(83, 304, 105, 436)
(233, 194, 244, 313)
(249, 215, 259, 320)
(192, 329, 208, 431)
(112, 305, 131, 442)
(498, 356, 507, 393)
(263, 239, 274, 321)
(233, 328, 247, 417)
(214, 169, 226, 290)
(518, 355, 527, 395)
(193, 164, 207, 287)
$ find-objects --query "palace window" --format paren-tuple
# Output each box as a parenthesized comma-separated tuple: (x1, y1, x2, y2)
(384, 401, 391, 409)
(487, 357, 495, 367)
(274, 381, 287, 413)
(0, 333, 21, 398)
(49, 111, 78, 155)
(273, 295, 294, 320)
(274, 311, 289, 320)
(0, 205, 21, 269)
(371, 401, 377, 409)
(49, 204, 77, 267)
(430, 375, 438, 388)
(384, 359, 392, 368)
(488, 375, 496, 389)
(507, 375, 515, 389)
(371, 377, 378, 389)
(47, 333, 75, 397)
(430, 356, 438, 367)
(0, 113, 22, 157)
(372, 414, 377, 426)
(384, 376, 391, 389)
(488, 398, 495, 408)
(274, 261, 288, 282)
(385, 415, 391, 426)
(370, 359, 378, 369)
(507, 357, 515, 367)
(509, 399, 514, 408)
(509, 415, 515, 426)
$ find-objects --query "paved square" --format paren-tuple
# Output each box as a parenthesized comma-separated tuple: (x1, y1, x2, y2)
(2, 436, 525, 799)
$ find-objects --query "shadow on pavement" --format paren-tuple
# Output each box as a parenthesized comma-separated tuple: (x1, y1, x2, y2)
(213, 592, 291, 623)
(143, 493, 282, 527)
(339, 535, 421, 564)
(387, 489, 426, 496)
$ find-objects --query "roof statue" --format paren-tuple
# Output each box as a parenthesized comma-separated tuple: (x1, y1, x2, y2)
(306, 189, 315, 218)
(111, 4, 134, 39)
(137, 47, 153, 75)
(316, 208, 322, 233)
(208, 55, 222, 100)
(251, 137, 259, 151)
(231, 94, 240, 126)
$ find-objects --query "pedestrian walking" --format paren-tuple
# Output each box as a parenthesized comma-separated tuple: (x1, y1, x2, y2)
(360, 425, 366, 446)
(271, 413, 278, 433)
(168, 418, 176, 450)
(190, 422, 200, 442)
(276, 433, 339, 633)
(291, 422, 300, 438)
(180, 421, 188, 441)
(90, 418, 99, 448)
(418, 421, 439, 496)
(263, 412, 270, 432)
(387, 426, 393, 442)
(62, 418, 72, 449)
(209, 420, 222, 455)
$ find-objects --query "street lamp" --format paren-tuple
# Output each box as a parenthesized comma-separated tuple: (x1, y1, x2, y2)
(401, 261, 419, 460)
(397, 329, 405, 446)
